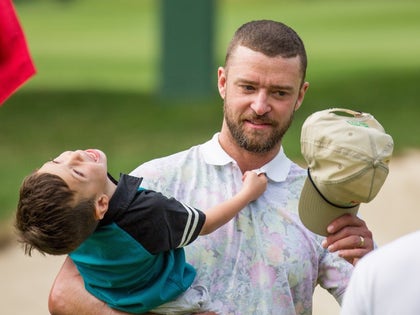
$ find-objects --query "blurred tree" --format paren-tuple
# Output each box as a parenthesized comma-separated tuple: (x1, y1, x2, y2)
(160, 0, 215, 100)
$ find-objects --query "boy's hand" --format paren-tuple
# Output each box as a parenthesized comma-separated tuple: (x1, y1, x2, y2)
(242, 170, 267, 201)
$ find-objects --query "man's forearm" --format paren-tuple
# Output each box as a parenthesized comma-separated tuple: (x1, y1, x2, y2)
(48, 256, 212, 315)
(49, 256, 132, 315)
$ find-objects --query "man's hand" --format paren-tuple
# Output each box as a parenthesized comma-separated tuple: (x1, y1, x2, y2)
(49, 257, 143, 315)
(321, 214, 373, 265)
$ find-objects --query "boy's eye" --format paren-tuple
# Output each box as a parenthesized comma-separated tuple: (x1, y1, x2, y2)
(74, 169, 84, 177)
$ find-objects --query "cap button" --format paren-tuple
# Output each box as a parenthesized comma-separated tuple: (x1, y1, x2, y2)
(373, 159, 381, 167)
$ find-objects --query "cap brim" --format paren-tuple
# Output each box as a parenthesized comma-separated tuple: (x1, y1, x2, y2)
(298, 176, 359, 236)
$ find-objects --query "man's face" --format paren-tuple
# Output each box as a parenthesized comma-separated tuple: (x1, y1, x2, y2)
(218, 45, 309, 153)
(38, 149, 108, 202)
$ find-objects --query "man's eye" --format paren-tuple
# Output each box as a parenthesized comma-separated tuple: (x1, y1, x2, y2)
(241, 85, 255, 92)
(275, 91, 286, 97)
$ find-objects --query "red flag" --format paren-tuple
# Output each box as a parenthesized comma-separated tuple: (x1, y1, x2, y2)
(0, 0, 36, 106)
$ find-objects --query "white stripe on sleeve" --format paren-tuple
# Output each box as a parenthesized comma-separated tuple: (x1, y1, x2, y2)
(178, 202, 200, 248)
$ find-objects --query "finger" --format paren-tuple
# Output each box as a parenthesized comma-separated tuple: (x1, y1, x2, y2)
(251, 168, 265, 175)
(258, 173, 268, 182)
(358, 235, 365, 248)
(325, 217, 372, 246)
(326, 213, 364, 234)
(324, 226, 363, 247)
(242, 171, 254, 180)
(325, 232, 373, 252)
(338, 247, 370, 262)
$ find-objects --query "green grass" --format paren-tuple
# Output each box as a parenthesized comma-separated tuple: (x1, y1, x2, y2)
(16, 0, 420, 91)
(16, 0, 159, 91)
(1, 0, 419, 221)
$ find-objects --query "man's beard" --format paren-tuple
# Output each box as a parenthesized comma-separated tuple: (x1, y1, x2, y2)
(224, 104, 294, 153)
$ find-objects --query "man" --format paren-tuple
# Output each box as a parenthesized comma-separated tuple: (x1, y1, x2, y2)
(49, 20, 374, 315)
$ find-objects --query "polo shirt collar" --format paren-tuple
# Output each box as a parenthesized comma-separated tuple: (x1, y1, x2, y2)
(201, 133, 291, 182)
(100, 174, 142, 226)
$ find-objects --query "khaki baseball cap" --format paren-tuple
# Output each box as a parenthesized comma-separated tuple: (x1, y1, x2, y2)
(298, 108, 394, 236)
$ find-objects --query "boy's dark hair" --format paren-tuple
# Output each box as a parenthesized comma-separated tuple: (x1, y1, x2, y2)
(15, 172, 98, 256)
(225, 20, 308, 82)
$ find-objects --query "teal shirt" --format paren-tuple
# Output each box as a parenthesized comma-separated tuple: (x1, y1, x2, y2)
(70, 174, 205, 314)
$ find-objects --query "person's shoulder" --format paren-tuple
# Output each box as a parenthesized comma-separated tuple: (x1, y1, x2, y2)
(379, 230, 420, 256)
(142, 149, 191, 167)
(130, 143, 202, 177)
(289, 160, 306, 173)
(359, 230, 420, 268)
(287, 159, 307, 183)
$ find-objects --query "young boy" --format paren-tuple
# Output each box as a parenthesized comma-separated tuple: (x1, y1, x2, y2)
(15, 149, 267, 314)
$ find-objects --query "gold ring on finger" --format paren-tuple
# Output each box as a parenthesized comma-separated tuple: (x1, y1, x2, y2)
(359, 236, 365, 247)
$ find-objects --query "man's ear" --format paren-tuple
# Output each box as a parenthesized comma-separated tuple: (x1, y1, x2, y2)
(94, 194, 109, 220)
(217, 66, 227, 100)
(294, 81, 309, 111)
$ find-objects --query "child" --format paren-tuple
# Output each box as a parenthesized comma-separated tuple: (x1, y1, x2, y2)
(15, 149, 267, 314)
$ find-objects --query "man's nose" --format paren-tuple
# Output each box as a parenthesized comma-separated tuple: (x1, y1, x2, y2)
(250, 91, 271, 116)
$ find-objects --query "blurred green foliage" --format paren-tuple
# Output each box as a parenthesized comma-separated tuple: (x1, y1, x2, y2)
(1, 0, 419, 220)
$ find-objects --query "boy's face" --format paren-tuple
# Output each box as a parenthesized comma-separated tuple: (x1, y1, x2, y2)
(38, 149, 109, 202)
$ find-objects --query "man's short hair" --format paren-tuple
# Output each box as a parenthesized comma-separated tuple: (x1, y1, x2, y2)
(225, 20, 307, 82)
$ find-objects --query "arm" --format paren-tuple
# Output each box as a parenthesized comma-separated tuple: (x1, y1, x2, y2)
(49, 256, 154, 315)
(321, 214, 374, 265)
(200, 171, 267, 235)
(49, 258, 217, 315)
(48, 173, 263, 315)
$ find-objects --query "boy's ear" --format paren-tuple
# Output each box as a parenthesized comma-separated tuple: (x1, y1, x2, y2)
(94, 194, 109, 220)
